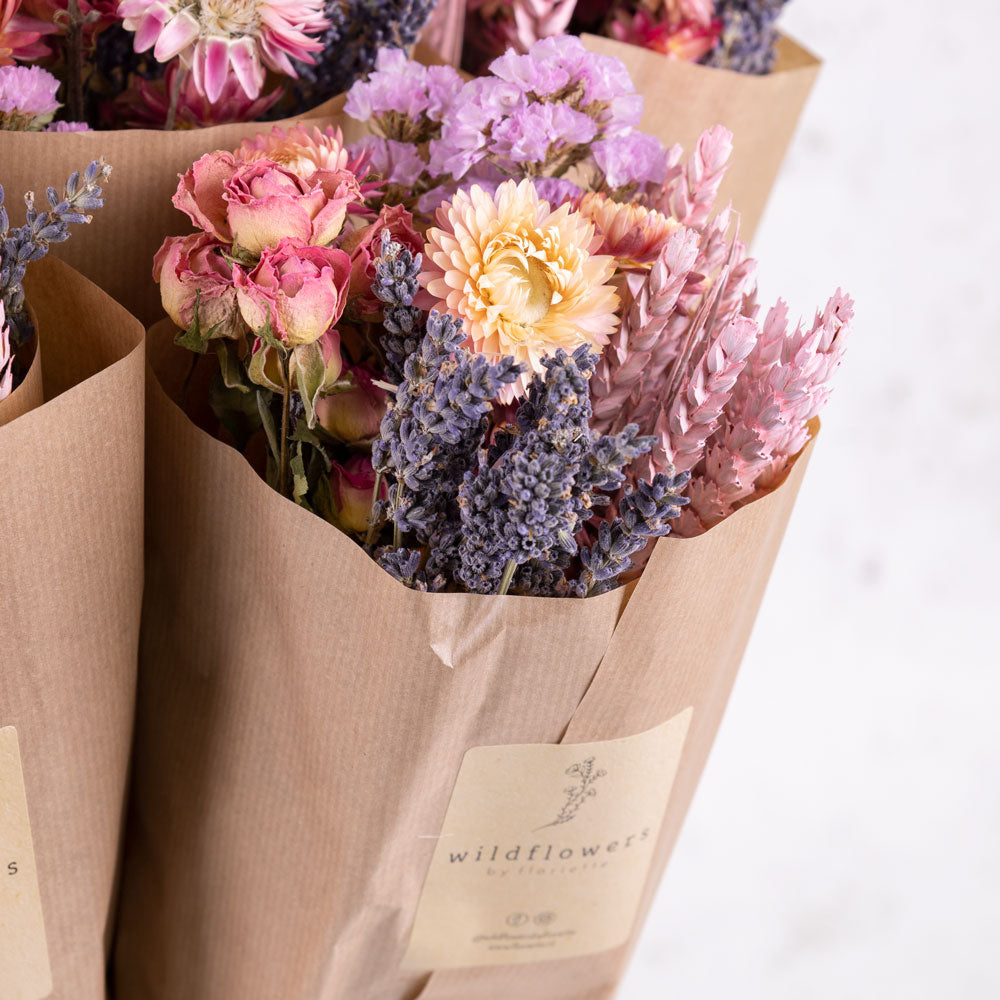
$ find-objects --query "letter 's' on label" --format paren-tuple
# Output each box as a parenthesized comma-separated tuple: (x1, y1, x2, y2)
(1, 727, 52, 999)
(402, 709, 693, 969)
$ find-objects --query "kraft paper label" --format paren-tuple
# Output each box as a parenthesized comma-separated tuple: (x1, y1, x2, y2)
(0, 727, 52, 999)
(402, 708, 693, 969)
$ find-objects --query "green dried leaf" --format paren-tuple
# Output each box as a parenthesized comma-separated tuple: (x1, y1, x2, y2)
(256, 389, 280, 465)
(174, 291, 210, 354)
(214, 340, 249, 393)
(293, 340, 326, 428)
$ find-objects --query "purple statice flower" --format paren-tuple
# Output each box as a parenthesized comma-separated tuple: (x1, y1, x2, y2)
(706, 0, 788, 75)
(0, 159, 112, 346)
(593, 131, 670, 189)
(351, 136, 426, 188)
(45, 121, 92, 132)
(576, 469, 691, 596)
(371, 230, 424, 383)
(372, 301, 522, 559)
(531, 176, 583, 206)
(489, 102, 597, 167)
(345, 47, 464, 137)
(0, 66, 60, 130)
(345, 48, 432, 121)
(428, 75, 526, 178)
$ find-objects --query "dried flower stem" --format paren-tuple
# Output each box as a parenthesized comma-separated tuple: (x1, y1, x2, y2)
(164, 64, 185, 132)
(279, 354, 291, 499)
(497, 558, 517, 597)
(65, 0, 85, 124)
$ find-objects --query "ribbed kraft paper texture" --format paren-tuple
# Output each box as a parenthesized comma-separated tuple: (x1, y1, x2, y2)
(0, 256, 145, 999)
(112, 324, 813, 1000)
(581, 33, 820, 243)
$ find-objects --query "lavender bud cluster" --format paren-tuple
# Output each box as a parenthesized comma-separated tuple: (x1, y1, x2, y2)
(706, 0, 788, 75)
(372, 229, 424, 383)
(456, 346, 657, 595)
(294, 0, 436, 107)
(577, 469, 691, 597)
(0, 159, 110, 345)
(372, 263, 522, 554)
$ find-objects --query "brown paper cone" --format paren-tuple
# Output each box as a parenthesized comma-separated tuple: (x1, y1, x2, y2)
(0, 256, 145, 999)
(113, 325, 813, 999)
(0, 335, 44, 430)
(581, 33, 821, 243)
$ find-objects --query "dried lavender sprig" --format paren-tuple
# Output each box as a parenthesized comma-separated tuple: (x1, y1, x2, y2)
(372, 294, 522, 564)
(294, 0, 436, 107)
(372, 228, 424, 383)
(705, 0, 788, 76)
(376, 546, 446, 591)
(457, 347, 655, 596)
(0, 158, 112, 343)
(577, 469, 691, 597)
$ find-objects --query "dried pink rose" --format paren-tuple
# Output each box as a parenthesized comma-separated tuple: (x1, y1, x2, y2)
(173, 149, 240, 243)
(329, 454, 378, 535)
(234, 237, 350, 346)
(224, 159, 361, 254)
(153, 231, 243, 339)
(315, 365, 386, 443)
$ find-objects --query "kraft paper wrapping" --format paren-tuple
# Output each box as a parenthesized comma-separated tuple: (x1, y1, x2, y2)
(0, 329, 43, 431)
(0, 257, 145, 999)
(113, 324, 813, 999)
(581, 33, 821, 243)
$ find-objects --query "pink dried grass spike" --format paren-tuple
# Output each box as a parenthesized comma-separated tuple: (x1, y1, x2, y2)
(656, 125, 733, 229)
(680, 288, 855, 533)
(591, 225, 701, 434)
(655, 314, 759, 476)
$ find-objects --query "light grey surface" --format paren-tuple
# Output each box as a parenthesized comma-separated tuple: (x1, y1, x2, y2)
(621, 3, 1000, 997)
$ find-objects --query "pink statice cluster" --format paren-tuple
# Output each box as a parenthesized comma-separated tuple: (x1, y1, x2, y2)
(0, 62, 58, 127)
(345, 36, 670, 217)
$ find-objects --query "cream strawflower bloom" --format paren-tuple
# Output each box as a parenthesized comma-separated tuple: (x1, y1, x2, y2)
(421, 178, 619, 397)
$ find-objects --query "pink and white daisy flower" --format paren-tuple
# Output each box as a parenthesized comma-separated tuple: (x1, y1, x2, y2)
(118, 0, 329, 102)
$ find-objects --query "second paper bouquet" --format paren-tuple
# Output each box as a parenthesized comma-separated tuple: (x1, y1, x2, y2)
(117, 34, 851, 1000)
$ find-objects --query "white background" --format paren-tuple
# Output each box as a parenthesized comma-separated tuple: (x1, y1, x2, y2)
(621, 2, 1000, 997)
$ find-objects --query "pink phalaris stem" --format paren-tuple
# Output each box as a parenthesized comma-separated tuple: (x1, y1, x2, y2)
(655, 125, 733, 229)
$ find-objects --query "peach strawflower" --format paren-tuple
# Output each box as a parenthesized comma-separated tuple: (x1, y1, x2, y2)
(421, 178, 619, 399)
(577, 191, 679, 269)
(237, 124, 352, 179)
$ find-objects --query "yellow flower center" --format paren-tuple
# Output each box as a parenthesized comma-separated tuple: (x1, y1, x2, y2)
(196, 0, 261, 37)
(480, 232, 556, 339)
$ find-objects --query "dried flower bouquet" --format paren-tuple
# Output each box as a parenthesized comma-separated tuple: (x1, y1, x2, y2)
(157, 34, 851, 597)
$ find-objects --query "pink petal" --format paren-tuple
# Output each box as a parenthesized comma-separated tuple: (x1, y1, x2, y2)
(202, 36, 230, 104)
(228, 36, 264, 99)
(152, 11, 200, 61)
(133, 11, 168, 53)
